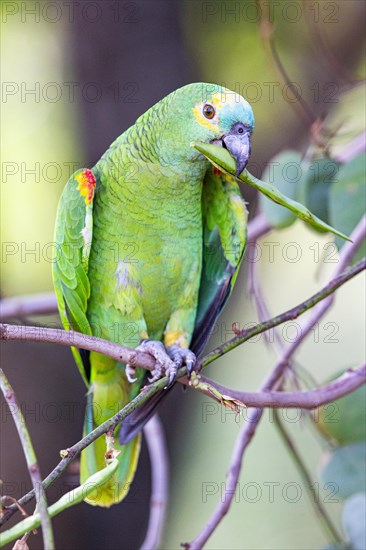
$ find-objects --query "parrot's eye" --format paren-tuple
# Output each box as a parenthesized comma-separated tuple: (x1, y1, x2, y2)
(203, 104, 216, 119)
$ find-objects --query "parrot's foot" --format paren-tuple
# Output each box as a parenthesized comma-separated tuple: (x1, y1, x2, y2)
(126, 340, 196, 388)
(125, 340, 174, 386)
(166, 344, 196, 378)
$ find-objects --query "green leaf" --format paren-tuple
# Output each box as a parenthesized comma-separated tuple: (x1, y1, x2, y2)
(193, 142, 350, 241)
(315, 373, 366, 445)
(329, 153, 366, 263)
(320, 443, 366, 499)
(301, 158, 341, 230)
(259, 151, 302, 228)
(342, 493, 366, 550)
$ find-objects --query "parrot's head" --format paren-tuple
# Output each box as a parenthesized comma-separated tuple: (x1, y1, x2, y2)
(159, 83, 254, 176)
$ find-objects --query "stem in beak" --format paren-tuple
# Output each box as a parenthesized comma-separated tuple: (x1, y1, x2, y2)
(222, 131, 251, 176)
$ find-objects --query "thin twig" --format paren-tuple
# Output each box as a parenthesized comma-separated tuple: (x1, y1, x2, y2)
(187, 214, 365, 549)
(200, 255, 365, 369)
(192, 365, 365, 409)
(0, 369, 55, 549)
(0, 323, 156, 372)
(248, 253, 283, 349)
(141, 415, 169, 550)
(302, 0, 356, 85)
(333, 130, 366, 164)
(273, 409, 342, 543)
(272, 215, 365, 370)
(0, 376, 167, 526)
(4, 362, 363, 532)
(246, 212, 272, 243)
(0, 292, 57, 321)
(0, 345, 363, 533)
(247, 229, 341, 541)
(0, 459, 119, 547)
(258, 0, 315, 127)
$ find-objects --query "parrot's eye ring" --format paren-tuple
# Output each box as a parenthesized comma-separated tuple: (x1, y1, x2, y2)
(203, 104, 216, 119)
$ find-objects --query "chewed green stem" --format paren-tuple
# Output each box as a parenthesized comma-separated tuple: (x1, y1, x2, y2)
(0, 459, 119, 547)
(193, 142, 350, 241)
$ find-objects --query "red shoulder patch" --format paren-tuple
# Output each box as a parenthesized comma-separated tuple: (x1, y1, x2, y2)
(212, 166, 222, 176)
(75, 169, 96, 206)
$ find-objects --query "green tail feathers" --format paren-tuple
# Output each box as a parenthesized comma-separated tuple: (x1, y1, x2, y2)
(80, 364, 141, 507)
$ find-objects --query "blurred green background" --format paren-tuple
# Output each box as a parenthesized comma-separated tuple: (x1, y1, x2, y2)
(1, 1, 365, 549)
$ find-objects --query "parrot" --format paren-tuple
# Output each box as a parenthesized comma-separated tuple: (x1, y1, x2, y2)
(52, 82, 254, 507)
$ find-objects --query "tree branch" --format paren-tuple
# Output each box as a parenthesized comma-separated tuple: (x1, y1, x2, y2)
(0, 323, 156, 372)
(1, 257, 364, 380)
(0, 292, 57, 321)
(141, 415, 169, 550)
(246, 212, 272, 242)
(187, 214, 366, 549)
(0, 459, 119, 548)
(190, 364, 365, 409)
(0, 375, 169, 527)
(0, 369, 55, 549)
(273, 409, 342, 543)
(199, 254, 365, 370)
(247, 218, 344, 543)
(334, 131, 366, 163)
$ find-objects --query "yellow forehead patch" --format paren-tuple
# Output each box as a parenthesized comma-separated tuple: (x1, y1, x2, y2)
(193, 90, 246, 131)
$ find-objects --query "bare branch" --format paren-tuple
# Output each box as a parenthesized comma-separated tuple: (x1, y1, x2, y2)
(199, 254, 366, 370)
(0, 369, 55, 549)
(190, 365, 365, 409)
(0, 323, 156, 372)
(0, 375, 168, 527)
(187, 214, 366, 549)
(273, 409, 342, 543)
(246, 212, 272, 242)
(333, 131, 366, 164)
(0, 293, 57, 321)
(258, 0, 315, 127)
(1, 257, 364, 381)
(141, 415, 169, 550)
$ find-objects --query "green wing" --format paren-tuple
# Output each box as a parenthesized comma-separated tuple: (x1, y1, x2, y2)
(52, 168, 97, 386)
(191, 168, 248, 355)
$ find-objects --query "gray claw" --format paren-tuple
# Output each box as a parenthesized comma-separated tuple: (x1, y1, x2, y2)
(186, 358, 196, 378)
(125, 364, 137, 383)
(167, 345, 197, 379)
(165, 361, 179, 388)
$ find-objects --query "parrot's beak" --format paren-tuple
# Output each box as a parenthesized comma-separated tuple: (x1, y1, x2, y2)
(222, 125, 251, 177)
(212, 123, 251, 177)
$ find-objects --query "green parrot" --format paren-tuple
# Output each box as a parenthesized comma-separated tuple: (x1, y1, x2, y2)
(53, 82, 254, 507)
